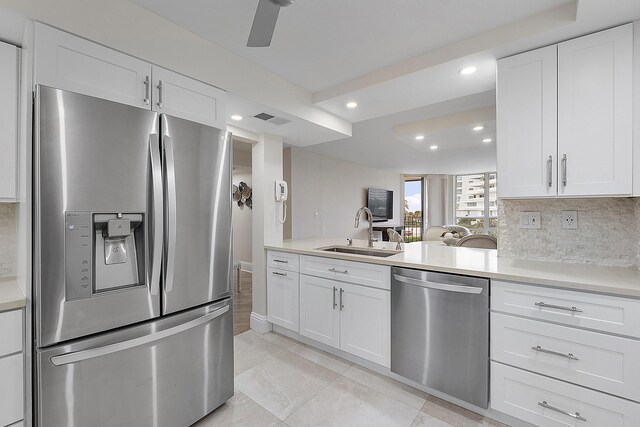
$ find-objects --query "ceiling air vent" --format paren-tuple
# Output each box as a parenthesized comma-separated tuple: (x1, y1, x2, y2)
(253, 112, 291, 126)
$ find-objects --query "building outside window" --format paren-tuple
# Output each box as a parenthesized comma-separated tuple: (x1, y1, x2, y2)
(454, 173, 497, 235)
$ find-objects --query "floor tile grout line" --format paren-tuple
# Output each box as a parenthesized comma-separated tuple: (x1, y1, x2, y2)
(281, 372, 345, 424)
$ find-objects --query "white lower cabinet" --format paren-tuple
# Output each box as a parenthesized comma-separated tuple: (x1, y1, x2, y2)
(266, 268, 299, 332)
(491, 362, 640, 427)
(0, 308, 24, 427)
(299, 274, 340, 348)
(299, 273, 390, 367)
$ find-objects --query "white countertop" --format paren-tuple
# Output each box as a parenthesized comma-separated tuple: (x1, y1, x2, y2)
(0, 277, 26, 312)
(266, 239, 640, 298)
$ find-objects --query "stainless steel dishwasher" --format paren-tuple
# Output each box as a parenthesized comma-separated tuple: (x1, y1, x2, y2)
(391, 267, 489, 408)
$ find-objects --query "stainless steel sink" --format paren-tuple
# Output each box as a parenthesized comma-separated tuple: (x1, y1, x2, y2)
(318, 246, 401, 258)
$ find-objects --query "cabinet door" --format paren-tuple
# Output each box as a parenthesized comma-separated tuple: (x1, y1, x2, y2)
(267, 268, 299, 332)
(497, 45, 557, 198)
(339, 283, 390, 367)
(299, 275, 340, 348)
(34, 23, 152, 109)
(558, 24, 633, 196)
(0, 353, 23, 426)
(152, 66, 226, 128)
(0, 42, 18, 201)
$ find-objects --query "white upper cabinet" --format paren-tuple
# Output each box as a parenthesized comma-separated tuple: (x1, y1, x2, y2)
(0, 41, 19, 202)
(558, 24, 634, 196)
(152, 66, 226, 128)
(497, 45, 558, 198)
(497, 24, 634, 198)
(34, 23, 152, 109)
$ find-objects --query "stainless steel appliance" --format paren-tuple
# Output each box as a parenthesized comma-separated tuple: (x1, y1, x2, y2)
(391, 267, 489, 409)
(34, 86, 233, 426)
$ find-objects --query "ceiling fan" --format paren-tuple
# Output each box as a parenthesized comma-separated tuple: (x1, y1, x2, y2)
(247, 0, 294, 47)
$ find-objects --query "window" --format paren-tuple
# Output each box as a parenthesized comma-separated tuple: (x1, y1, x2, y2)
(454, 172, 498, 235)
(404, 177, 424, 243)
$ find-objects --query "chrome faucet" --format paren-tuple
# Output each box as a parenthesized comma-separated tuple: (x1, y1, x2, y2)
(354, 207, 376, 248)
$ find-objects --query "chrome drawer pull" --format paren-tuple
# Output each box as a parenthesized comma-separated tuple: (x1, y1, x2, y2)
(532, 345, 579, 360)
(534, 302, 582, 313)
(273, 259, 288, 264)
(547, 155, 553, 188)
(332, 286, 337, 309)
(329, 268, 348, 274)
(538, 401, 586, 422)
(272, 271, 287, 277)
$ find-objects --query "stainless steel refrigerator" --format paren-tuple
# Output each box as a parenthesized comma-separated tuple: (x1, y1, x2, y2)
(33, 86, 234, 427)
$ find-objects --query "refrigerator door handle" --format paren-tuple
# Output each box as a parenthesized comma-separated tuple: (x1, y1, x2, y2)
(50, 304, 229, 366)
(149, 134, 163, 296)
(163, 134, 177, 293)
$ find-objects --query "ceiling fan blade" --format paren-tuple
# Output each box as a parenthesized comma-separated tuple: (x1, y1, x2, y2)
(247, 0, 281, 47)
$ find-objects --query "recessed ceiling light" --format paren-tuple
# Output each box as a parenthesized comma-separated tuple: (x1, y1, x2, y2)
(473, 126, 484, 131)
(346, 101, 358, 109)
(415, 135, 425, 141)
(459, 66, 477, 76)
(483, 138, 493, 143)
(231, 115, 243, 121)
(429, 145, 438, 150)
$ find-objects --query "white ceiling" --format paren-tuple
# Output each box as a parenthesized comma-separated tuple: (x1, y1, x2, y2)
(130, 0, 569, 92)
(128, 0, 640, 174)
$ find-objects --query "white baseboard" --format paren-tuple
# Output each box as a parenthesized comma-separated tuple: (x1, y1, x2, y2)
(249, 312, 272, 334)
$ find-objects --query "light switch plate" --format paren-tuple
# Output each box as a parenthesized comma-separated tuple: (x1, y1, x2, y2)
(562, 211, 578, 229)
(518, 212, 541, 229)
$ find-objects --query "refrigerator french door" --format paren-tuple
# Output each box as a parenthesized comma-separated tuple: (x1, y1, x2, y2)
(34, 86, 233, 426)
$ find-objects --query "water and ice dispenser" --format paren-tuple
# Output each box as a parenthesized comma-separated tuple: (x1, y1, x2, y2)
(65, 212, 146, 300)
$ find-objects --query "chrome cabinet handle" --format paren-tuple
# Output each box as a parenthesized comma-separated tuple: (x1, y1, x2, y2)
(157, 80, 164, 109)
(532, 345, 579, 360)
(51, 304, 229, 366)
(329, 268, 348, 274)
(143, 75, 150, 105)
(333, 286, 337, 309)
(562, 154, 567, 187)
(273, 259, 288, 264)
(148, 134, 163, 296)
(272, 271, 287, 277)
(547, 156, 553, 188)
(534, 301, 582, 313)
(538, 401, 586, 422)
(163, 134, 177, 293)
(339, 288, 344, 310)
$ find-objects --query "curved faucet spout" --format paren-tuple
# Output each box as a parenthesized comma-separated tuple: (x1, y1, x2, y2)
(354, 207, 375, 247)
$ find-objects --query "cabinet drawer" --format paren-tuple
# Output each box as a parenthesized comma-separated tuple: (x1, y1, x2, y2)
(491, 362, 640, 427)
(300, 256, 390, 290)
(492, 280, 640, 338)
(267, 268, 299, 332)
(0, 353, 24, 427)
(0, 309, 22, 357)
(491, 313, 640, 401)
(267, 251, 300, 272)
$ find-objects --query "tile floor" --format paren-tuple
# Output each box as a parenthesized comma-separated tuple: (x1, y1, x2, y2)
(193, 330, 509, 427)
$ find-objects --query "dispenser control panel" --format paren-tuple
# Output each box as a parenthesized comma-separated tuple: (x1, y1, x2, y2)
(65, 212, 93, 300)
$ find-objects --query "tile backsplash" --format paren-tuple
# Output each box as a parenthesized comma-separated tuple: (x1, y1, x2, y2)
(498, 198, 640, 268)
(0, 203, 16, 278)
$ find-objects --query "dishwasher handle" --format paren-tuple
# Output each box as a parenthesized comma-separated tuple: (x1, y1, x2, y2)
(393, 274, 484, 294)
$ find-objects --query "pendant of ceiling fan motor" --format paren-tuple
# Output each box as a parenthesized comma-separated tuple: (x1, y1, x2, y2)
(269, 0, 294, 6)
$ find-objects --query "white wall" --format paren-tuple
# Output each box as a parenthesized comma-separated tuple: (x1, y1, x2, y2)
(251, 134, 283, 325)
(289, 147, 403, 240)
(232, 167, 252, 269)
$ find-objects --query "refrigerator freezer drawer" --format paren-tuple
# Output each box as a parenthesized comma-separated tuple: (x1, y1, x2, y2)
(36, 299, 233, 427)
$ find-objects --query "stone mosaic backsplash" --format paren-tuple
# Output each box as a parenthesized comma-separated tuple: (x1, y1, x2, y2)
(498, 198, 640, 268)
(0, 203, 16, 278)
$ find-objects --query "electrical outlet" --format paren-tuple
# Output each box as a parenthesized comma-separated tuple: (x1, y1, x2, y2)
(562, 211, 578, 229)
(518, 212, 541, 229)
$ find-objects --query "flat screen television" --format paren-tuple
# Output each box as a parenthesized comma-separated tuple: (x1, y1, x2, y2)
(367, 188, 393, 222)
